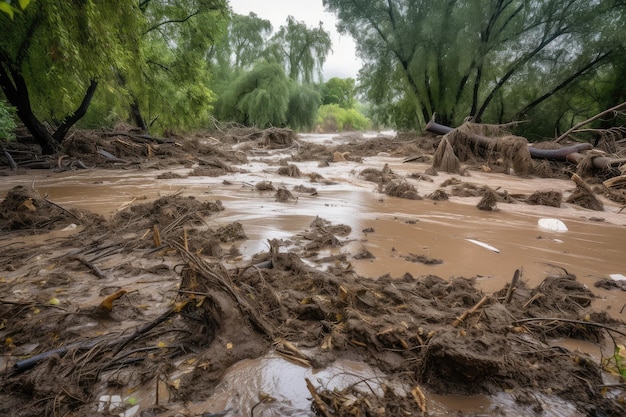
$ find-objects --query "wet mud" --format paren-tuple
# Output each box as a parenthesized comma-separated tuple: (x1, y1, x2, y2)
(1, 127, 626, 417)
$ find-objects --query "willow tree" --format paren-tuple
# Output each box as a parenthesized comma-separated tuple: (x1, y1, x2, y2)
(266, 15, 332, 83)
(0, 1, 140, 154)
(211, 12, 273, 71)
(121, 0, 228, 132)
(324, 0, 625, 133)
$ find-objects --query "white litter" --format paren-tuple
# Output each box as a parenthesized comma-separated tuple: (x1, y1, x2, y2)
(609, 274, 626, 281)
(538, 218, 568, 232)
(466, 238, 500, 253)
(120, 404, 140, 417)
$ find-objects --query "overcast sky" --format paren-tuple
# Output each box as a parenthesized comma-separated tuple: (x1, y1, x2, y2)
(228, 0, 362, 81)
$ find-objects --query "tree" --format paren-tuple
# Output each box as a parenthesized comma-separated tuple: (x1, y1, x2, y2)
(266, 15, 332, 83)
(321, 77, 356, 109)
(212, 12, 273, 70)
(324, 0, 626, 134)
(217, 62, 291, 127)
(117, 0, 229, 132)
(0, 1, 141, 154)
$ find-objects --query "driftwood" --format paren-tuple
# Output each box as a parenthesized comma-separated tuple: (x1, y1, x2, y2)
(426, 121, 626, 171)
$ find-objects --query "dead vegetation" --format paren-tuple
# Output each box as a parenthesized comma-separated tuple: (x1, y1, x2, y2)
(1, 124, 626, 417)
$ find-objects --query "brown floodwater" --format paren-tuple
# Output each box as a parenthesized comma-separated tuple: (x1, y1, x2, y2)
(1, 132, 625, 416)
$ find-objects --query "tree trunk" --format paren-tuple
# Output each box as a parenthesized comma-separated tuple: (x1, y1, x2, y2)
(130, 98, 149, 132)
(0, 61, 57, 154)
(53, 79, 99, 142)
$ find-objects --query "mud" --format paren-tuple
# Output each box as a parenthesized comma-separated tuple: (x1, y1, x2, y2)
(1, 127, 626, 417)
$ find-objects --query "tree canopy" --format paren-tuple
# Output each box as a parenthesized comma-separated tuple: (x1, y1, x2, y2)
(266, 15, 332, 83)
(324, 0, 626, 137)
(0, 0, 141, 152)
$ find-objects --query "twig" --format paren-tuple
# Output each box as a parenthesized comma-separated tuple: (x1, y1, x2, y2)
(71, 255, 107, 279)
(504, 269, 520, 304)
(452, 295, 490, 327)
(44, 198, 79, 219)
(513, 317, 626, 338)
(305, 378, 334, 417)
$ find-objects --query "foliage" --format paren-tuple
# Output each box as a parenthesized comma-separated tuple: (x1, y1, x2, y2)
(316, 104, 371, 132)
(286, 83, 321, 131)
(217, 62, 291, 128)
(0, 1, 141, 119)
(321, 77, 356, 109)
(324, 0, 626, 136)
(0, 0, 30, 19)
(211, 12, 273, 71)
(266, 15, 332, 83)
(104, 0, 230, 132)
(0, 99, 16, 140)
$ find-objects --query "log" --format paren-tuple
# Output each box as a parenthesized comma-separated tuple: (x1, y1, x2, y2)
(425, 121, 625, 170)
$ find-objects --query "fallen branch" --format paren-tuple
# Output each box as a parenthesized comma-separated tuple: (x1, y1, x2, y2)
(554, 101, 626, 143)
(426, 120, 626, 171)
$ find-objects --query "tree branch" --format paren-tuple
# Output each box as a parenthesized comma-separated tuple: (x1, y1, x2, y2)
(554, 100, 626, 143)
(144, 10, 201, 34)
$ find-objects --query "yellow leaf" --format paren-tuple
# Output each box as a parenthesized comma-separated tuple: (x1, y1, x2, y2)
(98, 289, 127, 312)
(19, 0, 30, 10)
(49, 297, 60, 305)
(226, 342, 233, 350)
(5, 337, 15, 348)
(0, 3, 14, 19)
(157, 341, 166, 348)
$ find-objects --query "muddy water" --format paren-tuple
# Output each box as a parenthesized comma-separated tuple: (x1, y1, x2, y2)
(1, 132, 625, 416)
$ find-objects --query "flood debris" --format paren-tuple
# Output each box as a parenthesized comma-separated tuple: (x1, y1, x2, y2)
(566, 173, 604, 211)
(1, 126, 626, 417)
(383, 180, 421, 200)
(476, 187, 499, 211)
(526, 190, 563, 207)
(0, 185, 103, 231)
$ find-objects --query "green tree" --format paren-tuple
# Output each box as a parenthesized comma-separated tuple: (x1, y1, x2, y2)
(0, 99, 16, 140)
(321, 77, 356, 109)
(286, 83, 321, 130)
(218, 61, 291, 127)
(324, 0, 625, 134)
(212, 12, 273, 70)
(207, 11, 272, 111)
(266, 15, 332, 83)
(0, 1, 140, 154)
(116, 0, 229, 132)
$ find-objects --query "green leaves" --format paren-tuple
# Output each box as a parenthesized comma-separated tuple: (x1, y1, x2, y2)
(0, 0, 30, 18)
(325, 0, 626, 135)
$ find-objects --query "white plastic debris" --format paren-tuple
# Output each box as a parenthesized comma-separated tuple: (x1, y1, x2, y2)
(120, 404, 140, 417)
(609, 274, 626, 281)
(538, 218, 568, 232)
(466, 238, 500, 253)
